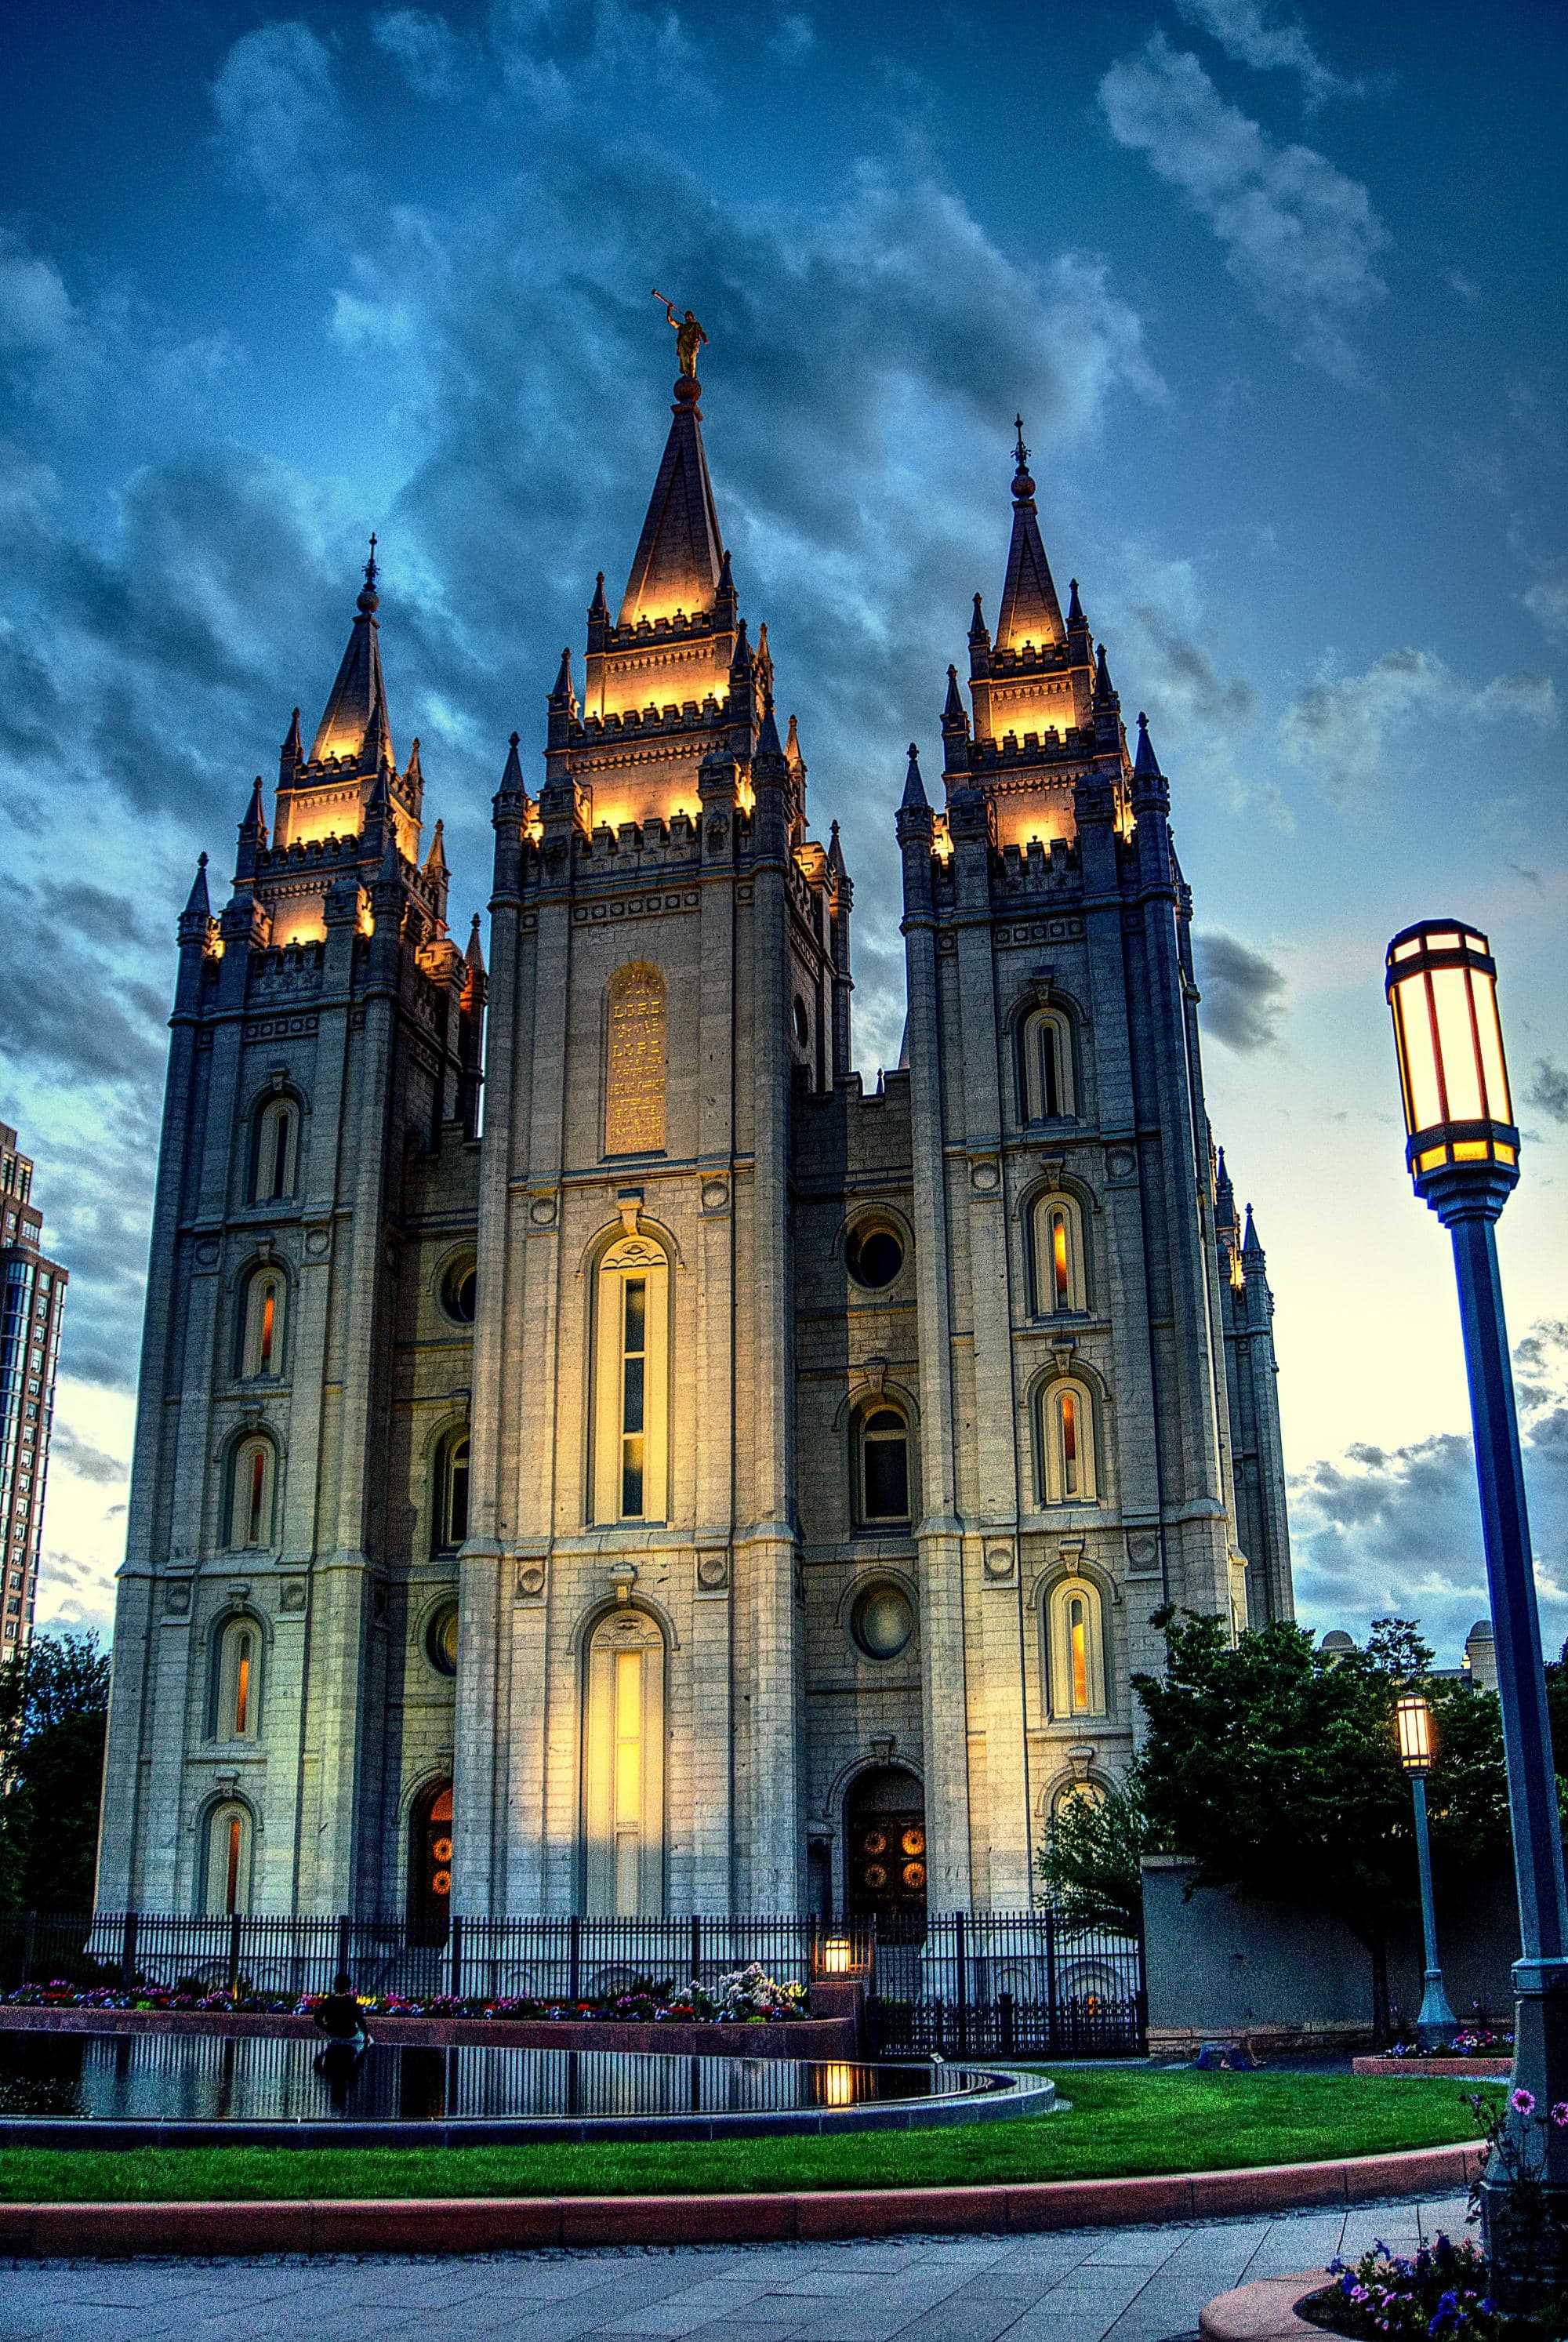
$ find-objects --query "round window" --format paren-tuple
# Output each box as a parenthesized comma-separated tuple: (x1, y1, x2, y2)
(792, 996, 810, 1046)
(851, 1582, 914, 1661)
(426, 1601, 459, 1677)
(845, 1222, 903, 1289)
(441, 1258, 477, 1325)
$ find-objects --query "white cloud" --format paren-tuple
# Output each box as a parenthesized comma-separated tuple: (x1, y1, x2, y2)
(1280, 645, 1559, 801)
(1098, 34, 1388, 383)
(1194, 930, 1289, 1051)
(211, 21, 347, 211)
(1173, 0, 1356, 105)
(1523, 572, 1568, 645)
(372, 9, 467, 99)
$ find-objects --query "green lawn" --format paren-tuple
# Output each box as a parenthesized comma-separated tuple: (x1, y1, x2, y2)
(0, 2071, 1497, 2204)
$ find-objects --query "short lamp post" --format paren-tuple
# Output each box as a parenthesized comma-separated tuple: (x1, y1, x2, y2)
(1394, 1690, 1458, 2051)
(1386, 918, 1568, 2297)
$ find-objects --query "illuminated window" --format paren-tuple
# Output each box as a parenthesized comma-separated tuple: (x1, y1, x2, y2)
(1037, 1378, 1098, 1506)
(592, 1235, 669, 1524)
(604, 962, 667, 1156)
(1033, 1193, 1086, 1315)
(583, 1607, 666, 1915)
(1045, 1577, 1108, 1718)
(240, 1267, 285, 1378)
(857, 1407, 911, 1526)
(252, 1098, 299, 1203)
(433, 1431, 470, 1552)
(203, 1799, 254, 1916)
(1021, 1008, 1075, 1123)
(212, 1617, 261, 1741)
(228, 1434, 277, 1550)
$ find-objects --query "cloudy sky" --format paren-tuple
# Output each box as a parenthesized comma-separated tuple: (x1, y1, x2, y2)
(2, 0, 1564, 1662)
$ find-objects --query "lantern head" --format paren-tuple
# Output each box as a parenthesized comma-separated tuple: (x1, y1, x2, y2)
(1396, 1690, 1436, 1774)
(1385, 920, 1519, 1222)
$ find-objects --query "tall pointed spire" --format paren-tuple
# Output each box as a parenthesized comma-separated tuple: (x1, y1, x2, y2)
(497, 730, 526, 803)
(310, 537, 393, 767)
(785, 712, 804, 772)
(942, 664, 965, 724)
(183, 853, 211, 920)
(465, 911, 486, 977)
(423, 818, 448, 878)
(619, 374, 724, 628)
(996, 418, 1066, 652)
(239, 775, 268, 844)
(1134, 710, 1162, 779)
(1243, 1202, 1265, 1259)
(901, 743, 928, 810)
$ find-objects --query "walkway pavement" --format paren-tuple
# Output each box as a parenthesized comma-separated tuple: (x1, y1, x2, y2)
(0, 2191, 1473, 2342)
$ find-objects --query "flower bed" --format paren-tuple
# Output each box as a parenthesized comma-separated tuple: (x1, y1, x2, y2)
(3, 1962, 809, 2027)
(1298, 2232, 1559, 2342)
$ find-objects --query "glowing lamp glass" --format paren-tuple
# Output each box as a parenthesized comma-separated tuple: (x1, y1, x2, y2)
(1385, 919, 1518, 1196)
(1396, 1690, 1436, 1774)
(822, 1937, 851, 1975)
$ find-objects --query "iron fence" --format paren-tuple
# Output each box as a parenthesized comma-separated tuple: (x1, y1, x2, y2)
(0, 1910, 873, 2006)
(866, 1908, 1145, 2058)
(0, 1907, 1145, 2053)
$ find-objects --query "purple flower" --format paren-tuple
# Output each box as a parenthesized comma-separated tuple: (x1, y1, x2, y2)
(1552, 2102, 1568, 2128)
(1512, 2086, 1537, 2116)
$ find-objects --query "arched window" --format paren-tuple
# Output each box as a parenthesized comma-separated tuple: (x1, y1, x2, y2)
(239, 1266, 285, 1378)
(1037, 1378, 1098, 1506)
(592, 1233, 670, 1524)
(408, 1778, 454, 1943)
(583, 1607, 666, 1915)
(604, 962, 667, 1156)
(203, 1799, 254, 1916)
(433, 1430, 470, 1552)
(252, 1097, 299, 1203)
(1045, 1577, 1109, 1718)
(228, 1433, 277, 1550)
(856, 1406, 910, 1527)
(1033, 1193, 1087, 1316)
(211, 1615, 261, 1741)
(1021, 1008, 1075, 1123)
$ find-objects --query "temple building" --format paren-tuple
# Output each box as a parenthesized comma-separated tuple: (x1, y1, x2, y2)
(98, 360, 1292, 1925)
(0, 1126, 67, 1653)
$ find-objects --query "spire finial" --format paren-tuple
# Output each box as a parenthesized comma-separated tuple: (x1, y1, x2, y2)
(358, 534, 379, 614)
(1011, 416, 1035, 504)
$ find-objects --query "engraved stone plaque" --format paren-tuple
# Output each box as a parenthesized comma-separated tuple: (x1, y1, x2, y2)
(604, 963, 666, 1155)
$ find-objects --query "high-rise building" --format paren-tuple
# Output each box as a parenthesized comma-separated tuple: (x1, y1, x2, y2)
(0, 1127, 67, 1654)
(100, 359, 1291, 1921)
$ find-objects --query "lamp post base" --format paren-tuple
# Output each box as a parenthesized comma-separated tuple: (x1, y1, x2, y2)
(1479, 1959, 1568, 2309)
(1414, 1964, 1458, 2053)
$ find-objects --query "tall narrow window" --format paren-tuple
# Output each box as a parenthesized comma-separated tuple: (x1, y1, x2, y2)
(204, 1799, 254, 1915)
(240, 1269, 285, 1378)
(252, 1098, 299, 1202)
(1022, 1009, 1075, 1123)
(1038, 1378, 1098, 1506)
(229, 1435, 276, 1550)
(858, 1408, 910, 1525)
(212, 1616, 262, 1741)
(1046, 1577, 1108, 1718)
(583, 1607, 666, 1915)
(604, 963, 667, 1156)
(433, 1431, 470, 1552)
(593, 1236, 669, 1524)
(1033, 1194, 1086, 1316)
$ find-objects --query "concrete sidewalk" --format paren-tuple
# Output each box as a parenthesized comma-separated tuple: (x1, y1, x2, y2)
(0, 2191, 1472, 2342)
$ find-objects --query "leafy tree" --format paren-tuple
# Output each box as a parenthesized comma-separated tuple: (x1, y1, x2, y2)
(1037, 1781, 1150, 1932)
(0, 1631, 111, 1912)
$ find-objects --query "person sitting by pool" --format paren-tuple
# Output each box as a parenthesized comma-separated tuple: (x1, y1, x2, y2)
(311, 1972, 371, 2048)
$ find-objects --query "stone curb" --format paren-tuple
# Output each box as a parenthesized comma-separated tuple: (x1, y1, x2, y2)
(1200, 2272, 1326, 2342)
(0, 2142, 1484, 2260)
(0, 2006, 858, 2061)
(1350, 2057, 1511, 2080)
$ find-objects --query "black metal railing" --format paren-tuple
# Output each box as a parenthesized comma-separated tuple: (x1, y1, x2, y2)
(866, 1908, 1145, 2058)
(0, 1906, 1145, 2053)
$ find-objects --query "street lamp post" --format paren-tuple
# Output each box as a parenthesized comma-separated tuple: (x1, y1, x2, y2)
(1394, 1690, 1458, 2052)
(1385, 917, 1568, 2300)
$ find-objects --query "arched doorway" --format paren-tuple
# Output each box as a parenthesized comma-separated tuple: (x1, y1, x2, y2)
(845, 1765, 926, 1940)
(408, 1779, 453, 1944)
(583, 1607, 666, 1915)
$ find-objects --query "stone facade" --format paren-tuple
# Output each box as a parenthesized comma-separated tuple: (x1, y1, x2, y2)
(98, 379, 1292, 1923)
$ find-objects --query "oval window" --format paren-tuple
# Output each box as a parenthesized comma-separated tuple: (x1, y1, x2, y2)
(441, 1258, 477, 1324)
(426, 1601, 459, 1677)
(846, 1224, 903, 1289)
(852, 1582, 914, 1661)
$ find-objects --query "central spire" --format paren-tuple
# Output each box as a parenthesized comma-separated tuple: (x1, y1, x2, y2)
(310, 537, 393, 767)
(995, 418, 1065, 652)
(619, 374, 725, 628)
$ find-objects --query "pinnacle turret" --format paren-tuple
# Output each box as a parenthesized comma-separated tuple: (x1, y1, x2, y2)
(238, 775, 267, 843)
(465, 911, 486, 977)
(182, 852, 211, 920)
(1134, 711, 1162, 779)
(550, 646, 575, 706)
(423, 819, 448, 878)
(497, 731, 525, 802)
(969, 593, 989, 647)
(942, 664, 966, 725)
(995, 418, 1065, 652)
(900, 743, 929, 810)
(310, 538, 393, 768)
(1243, 1203, 1265, 1259)
(1094, 641, 1116, 701)
(1067, 577, 1086, 631)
